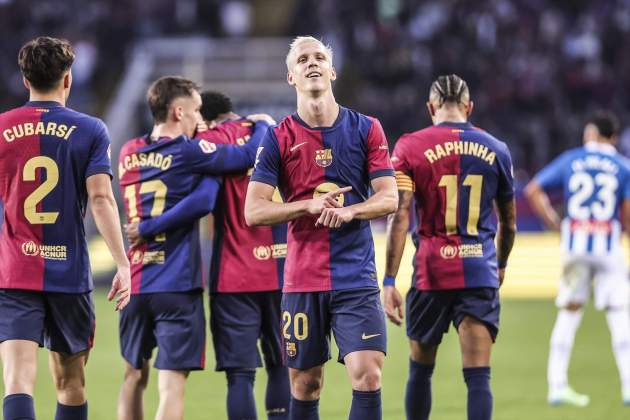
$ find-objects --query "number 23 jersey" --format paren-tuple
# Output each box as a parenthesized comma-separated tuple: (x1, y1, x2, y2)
(0, 101, 112, 293)
(393, 121, 514, 291)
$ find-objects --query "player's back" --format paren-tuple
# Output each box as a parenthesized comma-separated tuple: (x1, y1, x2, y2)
(0, 101, 111, 292)
(535, 141, 630, 257)
(393, 121, 514, 290)
(198, 119, 287, 293)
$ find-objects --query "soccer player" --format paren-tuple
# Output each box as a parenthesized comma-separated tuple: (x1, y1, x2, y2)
(245, 36, 398, 420)
(117, 76, 267, 420)
(383, 74, 516, 420)
(525, 111, 630, 407)
(0, 37, 130, 420)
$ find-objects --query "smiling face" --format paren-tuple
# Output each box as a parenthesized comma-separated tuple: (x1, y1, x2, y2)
(286, 39, 336, 95)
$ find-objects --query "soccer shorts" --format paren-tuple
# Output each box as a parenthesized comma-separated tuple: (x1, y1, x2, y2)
(281, 287, 387, 370)
(210, 290, 283, 371)
(0, 289, 95, 355)
(556, 254, 630, 310)
(406, 287, 500, 346)
(119, 290, 206, 371)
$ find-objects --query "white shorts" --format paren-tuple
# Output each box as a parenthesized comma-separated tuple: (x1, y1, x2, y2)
(556, 254, 630, 310)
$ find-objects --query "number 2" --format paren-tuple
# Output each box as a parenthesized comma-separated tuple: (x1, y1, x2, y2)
(23, 156, 60, 224)
(438, 174, 483, 236)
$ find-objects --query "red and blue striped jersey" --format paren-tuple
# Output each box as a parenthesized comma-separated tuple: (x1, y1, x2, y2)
(251, 107, 394, 292)
(392, 122, 514, 290)
(119, 132, 257, 294)
(198, 119, 287, 293)
(0, 101, 112, 293)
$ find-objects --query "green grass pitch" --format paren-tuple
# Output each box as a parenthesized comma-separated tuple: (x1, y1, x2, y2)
(1, 292, 627, 419)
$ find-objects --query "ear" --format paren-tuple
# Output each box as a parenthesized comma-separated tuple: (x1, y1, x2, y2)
(426, 102, 436, 117)
(63, 72, 71, 89)
(172, 105, 183, 122)
(466, 100, 474, 117)
(287, 71, 295, 86)
(22, 76, 30, 91)
(330, 66, 337, 81)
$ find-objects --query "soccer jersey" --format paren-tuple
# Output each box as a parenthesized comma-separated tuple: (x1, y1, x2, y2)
(119, 133, 256, 294)
(251, 107, 394, 292)
(198, 119, 287, 293)
(534, 141, 630, 257)
(0, 101, 112, 293)
(392, 121, 514, 290)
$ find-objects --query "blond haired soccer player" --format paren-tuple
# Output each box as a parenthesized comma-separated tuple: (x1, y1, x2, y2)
(245, 36, 398, 420)
(383, 74, 516, 420)
(0, 37, 130, 420)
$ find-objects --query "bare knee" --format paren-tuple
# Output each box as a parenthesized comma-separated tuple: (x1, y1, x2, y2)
(290, 369, 323, 400)
(564, 302, 583, 312)
(123, 363, 149, 391)
(409, 340, 438, 365)
(351, 368, 382, 391)
(345, 351, 384, 391)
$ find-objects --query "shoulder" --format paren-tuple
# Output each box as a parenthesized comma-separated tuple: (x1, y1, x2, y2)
(61, 107, 106, 131)
(469, 126, 510, 152)
(120, 136, 147, 156)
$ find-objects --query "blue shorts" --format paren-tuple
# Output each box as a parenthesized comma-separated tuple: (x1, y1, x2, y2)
(210, 291, 283, 371)
(0, 289, 94, 355)
(119, 291, 206, 371)
(281, 287, 387, 370)
(406, 287, 500, 346)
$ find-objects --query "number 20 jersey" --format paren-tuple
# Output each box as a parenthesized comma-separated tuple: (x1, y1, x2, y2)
(392, 122, 514, 291)
(534, 141, 630, 257)
(0, 101, 112, 293)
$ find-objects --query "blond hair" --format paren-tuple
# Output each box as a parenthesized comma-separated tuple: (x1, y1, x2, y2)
(285, 36, 333, 69)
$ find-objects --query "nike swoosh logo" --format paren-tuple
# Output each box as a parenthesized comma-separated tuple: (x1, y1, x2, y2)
(290, 141, 308, 152)
(361, 333, 381, 340)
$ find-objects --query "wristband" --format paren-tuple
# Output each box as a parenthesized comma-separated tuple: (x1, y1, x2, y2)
(497, 261, 508, 269)
(383, 275, 396, 286)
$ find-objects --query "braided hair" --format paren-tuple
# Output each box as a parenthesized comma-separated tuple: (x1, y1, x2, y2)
(429, 74, 470, 106)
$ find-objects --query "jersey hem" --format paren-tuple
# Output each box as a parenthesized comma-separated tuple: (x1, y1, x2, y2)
(282, 283, 379, 293)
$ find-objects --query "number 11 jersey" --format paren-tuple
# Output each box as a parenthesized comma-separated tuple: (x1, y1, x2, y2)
(0, 101, 112, 293)
(392, 121, 514, 291)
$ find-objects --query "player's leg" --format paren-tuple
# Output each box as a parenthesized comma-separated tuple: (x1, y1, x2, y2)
(118, 361, 150, 420)
(210, 292, 262, 420)
(153, 291, 205, 420)
(331, 288, 387, 420)
(547, 260, 590, 406)
(259, 291, 290, 419)
(453, 288, 501, 420)
(0, 290, 45, 420)
(117, 293, 155, 419)
(48, 350, 89, 420)
(282, 291, 331, 420)
(405, 288, 452, 420)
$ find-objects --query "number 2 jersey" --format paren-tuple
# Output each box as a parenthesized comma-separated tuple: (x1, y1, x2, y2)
(392, 121, 514, 291)
(0, 101, 112, 293)
(534, 141, 630, 257)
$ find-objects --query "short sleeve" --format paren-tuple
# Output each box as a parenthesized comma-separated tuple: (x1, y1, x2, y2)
(250, 129, 281, 187)
(391, 135, 415, 192)
(622, 163, 630, 200)
(85, 119, 113, 179)
(366, 118, 395, 180)
(496, 143, 515, 202)
(534, 152, 570, 191)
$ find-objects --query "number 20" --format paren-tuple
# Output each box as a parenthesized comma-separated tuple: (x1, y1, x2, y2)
(282, 311, 309, 341)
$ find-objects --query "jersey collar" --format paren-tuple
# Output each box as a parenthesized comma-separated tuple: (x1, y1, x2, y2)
(584, 140, 616, 155)
(292, 106, 346, 131)
(437, 121, 473, 129)
(24, 100, 63, 108)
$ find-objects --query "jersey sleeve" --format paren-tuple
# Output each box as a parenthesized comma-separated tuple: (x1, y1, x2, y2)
(534, 152, 570, 191)
(85, 119, 113, 179)
(622, 162, 630, 200)
(366, 117, 395, 180)
(249, 129, 281, 187)
(496, 142, 515, 202)
(391, 135, 415, 192)
(138, 176, 221, 238)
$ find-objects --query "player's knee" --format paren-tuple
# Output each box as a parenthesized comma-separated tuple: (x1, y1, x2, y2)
(291, 375, 323, 399)
(565, 302, 583, 311)
(3, 374, 36, 395)
(124, 365, 149, 390)
(352, 368, 382, 391)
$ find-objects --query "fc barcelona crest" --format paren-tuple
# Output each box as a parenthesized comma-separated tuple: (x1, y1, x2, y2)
(286, 342, 297, 357)
(315, 149, 333, 167)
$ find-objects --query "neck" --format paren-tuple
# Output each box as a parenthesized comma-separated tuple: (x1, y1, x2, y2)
(296, 89, 339, 127)
(433, 109, 467, 125)
(29, 89, 66, 106)
(214, 112, 241, 124)
(152, 121, 185, 140)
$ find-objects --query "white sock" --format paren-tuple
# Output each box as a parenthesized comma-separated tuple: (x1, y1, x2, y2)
(548, 309, 584, 394)
(605, 307, 630, 391)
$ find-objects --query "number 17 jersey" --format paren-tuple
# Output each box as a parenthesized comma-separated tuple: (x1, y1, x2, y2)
(392, 122, 514, 291)
(0, 101, 113, 293)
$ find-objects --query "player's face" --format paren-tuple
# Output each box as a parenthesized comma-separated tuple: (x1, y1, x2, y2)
(287, 41, 336, 94)
(173, 91, 203, 138)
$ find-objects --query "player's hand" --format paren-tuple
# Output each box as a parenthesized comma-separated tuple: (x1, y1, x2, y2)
(307, 186, 352, 215)
(124, 222, 144, 247)
(108, 265, 131, 311)
(246, 113, 276, 126)
(498, 268, 506, 287)
(197, 121, 209, 133)
(383, 285, 404, 326)
(316, 207, 355, 228)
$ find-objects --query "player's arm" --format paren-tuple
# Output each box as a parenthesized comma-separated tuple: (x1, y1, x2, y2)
(383, 188, 414, 326)
(87, 174, 130, 310)
(524, 180, 561, 231)
(125, 176, 221, 246)
(495, 197, 517, 286)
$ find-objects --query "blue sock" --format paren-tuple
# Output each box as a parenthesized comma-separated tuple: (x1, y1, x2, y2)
(349, 389, 381, 420)
(265, 366, 290, 419)
(406, 360, 434, 420)
(55, 401, 87, 420)
(226, 369, 257, 420)
(3, 394, 35, 420)
(289, 397, 319, 420)
(463, 367, 492, 420)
